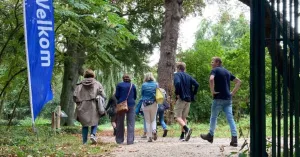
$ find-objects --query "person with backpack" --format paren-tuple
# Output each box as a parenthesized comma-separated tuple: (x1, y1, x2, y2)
(156, 88, 170, 137)
(174, 62, 199, 142)
(73, 69, 106, 144)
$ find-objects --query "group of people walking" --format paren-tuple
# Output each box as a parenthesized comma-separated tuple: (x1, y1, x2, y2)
(73, 57, 241, 147)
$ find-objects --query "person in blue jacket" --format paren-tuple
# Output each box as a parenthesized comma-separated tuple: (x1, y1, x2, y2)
(174, 62, 199, 142)
(115, 74, 137, 145)
(141, 72, 158, 142)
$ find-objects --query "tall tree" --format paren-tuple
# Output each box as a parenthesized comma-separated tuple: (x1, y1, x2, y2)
(55, 0, 135, 125)
(158, 0, 205, 96)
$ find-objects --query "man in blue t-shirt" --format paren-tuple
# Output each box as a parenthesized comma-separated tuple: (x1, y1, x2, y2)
(200, 57, 241, 147)
(174, 62, 199, 142)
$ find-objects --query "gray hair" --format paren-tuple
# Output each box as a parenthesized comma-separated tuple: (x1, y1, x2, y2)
(144, 72, 156, 82)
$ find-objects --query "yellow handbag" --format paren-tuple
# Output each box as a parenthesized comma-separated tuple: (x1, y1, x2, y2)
(156, 88, 164, 104)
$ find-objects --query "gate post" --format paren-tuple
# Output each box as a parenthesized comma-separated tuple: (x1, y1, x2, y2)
(250, 0, 266, 156)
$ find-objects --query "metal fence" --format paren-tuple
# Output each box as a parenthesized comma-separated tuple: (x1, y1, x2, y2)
(250, 0, 299, 156)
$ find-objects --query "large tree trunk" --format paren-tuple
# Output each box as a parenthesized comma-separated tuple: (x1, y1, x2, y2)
(60, 39, 85, 126)
(158, 0, 183, 124)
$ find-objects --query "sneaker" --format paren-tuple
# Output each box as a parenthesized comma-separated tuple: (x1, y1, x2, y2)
(153, 132, 157, 141)
(90, 134, 97, 144)
(200, 133, 214, 143)
(162, 129, 168, 137)
(185, 129, 192, 141)
(179, 137, 185, 141)
(141, 134, 147, 138)
(148, 137, 153, 142)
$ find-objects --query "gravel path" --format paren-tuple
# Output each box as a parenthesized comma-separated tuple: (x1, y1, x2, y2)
(100, 136, 248, 157)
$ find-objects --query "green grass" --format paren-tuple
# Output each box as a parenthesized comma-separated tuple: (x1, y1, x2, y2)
(0, 125, 116, 156)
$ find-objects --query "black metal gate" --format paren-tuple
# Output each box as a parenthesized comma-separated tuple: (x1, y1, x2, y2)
(250, 0, 299, 156)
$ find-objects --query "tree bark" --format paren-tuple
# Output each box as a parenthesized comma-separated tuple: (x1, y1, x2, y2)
(60, 39, 85, 126)
(158, 0, 183, 124)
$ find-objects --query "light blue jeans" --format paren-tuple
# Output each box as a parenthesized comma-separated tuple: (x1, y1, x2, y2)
(209, 99, 237, 137)
(157, 110, 167, 130)
(82, 125, 98, 144)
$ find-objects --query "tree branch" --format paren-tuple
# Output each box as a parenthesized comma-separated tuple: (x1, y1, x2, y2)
(0, 68, 26, 98)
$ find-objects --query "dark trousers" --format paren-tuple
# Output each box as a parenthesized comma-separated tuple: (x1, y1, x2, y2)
(82, 125, 97, 144)
(116, 106, 135, 144)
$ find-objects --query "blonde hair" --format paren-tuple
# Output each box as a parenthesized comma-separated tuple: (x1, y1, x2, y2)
(144, 72, 155, 82)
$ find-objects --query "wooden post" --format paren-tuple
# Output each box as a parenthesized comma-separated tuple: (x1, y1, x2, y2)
(57, 106, 61, 129)
(51, 111, 56, 130)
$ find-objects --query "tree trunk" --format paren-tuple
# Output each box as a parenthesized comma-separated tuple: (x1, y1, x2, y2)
(60, 39, 85, 126)
(158, 0, 183, 124)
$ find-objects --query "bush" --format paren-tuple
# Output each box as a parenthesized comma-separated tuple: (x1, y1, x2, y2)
(189, 90, 212, 122)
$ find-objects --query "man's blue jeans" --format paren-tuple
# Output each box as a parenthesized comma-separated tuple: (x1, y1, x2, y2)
(209, 99, 237, 136)
(82, 125, 98, 144)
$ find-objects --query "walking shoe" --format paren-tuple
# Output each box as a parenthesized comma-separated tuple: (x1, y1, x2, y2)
(162, 129, 168, 137)
(185, 128, 192, 141)
(90, 134, 97, 144)
(200, 133, 213, 143)
(148, 137, 153, 142)
(179, 137, 185, 142)
(141, 134, 147, 138)
(230, 136, 238, 147)
(153, 132, 157, 141)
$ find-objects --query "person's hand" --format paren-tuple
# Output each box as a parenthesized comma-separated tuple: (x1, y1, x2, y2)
(211, 91, 219, 97)
(230, 92, 235, 96)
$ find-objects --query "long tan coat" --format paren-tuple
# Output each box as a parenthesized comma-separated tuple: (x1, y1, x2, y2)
(73, 78, 105, 126)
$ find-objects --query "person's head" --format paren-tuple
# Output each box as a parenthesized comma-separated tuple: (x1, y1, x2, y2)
(122, 74, 131, 82)
(211, 57, 222, 68)
(176, 62, 186, 72)
(84, 69, 95, 78)
(144, 72, 155, 82)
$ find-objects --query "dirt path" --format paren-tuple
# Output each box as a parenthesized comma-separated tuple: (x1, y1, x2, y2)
(100, 136, 248, 157)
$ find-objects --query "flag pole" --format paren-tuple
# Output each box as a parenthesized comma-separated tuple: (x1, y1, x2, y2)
(23, 0, 36, 132)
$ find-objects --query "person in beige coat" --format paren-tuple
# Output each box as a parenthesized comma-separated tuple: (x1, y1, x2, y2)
(73, 69, 106, 144)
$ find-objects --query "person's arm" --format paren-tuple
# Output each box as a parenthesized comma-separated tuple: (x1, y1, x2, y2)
(174, 74, 180, 99)
(231, 78, 242, 96)
(191, 77, 199, 95)
(133, 84, 137, 100)
(105, 97, 113, 110)
(209, 75, 219, 97)
(115, 84, 120, 100)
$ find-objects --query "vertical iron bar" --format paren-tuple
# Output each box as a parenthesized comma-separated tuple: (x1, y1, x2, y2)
(271, 0, 277, 156)
(250, 0, 266, 156)
(282, 0, 289, 156)
(289, 1, 294, 157)
(294, 0, 299, 156)
(277, 63, 282, 156)
(276, 0, 282, 156)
